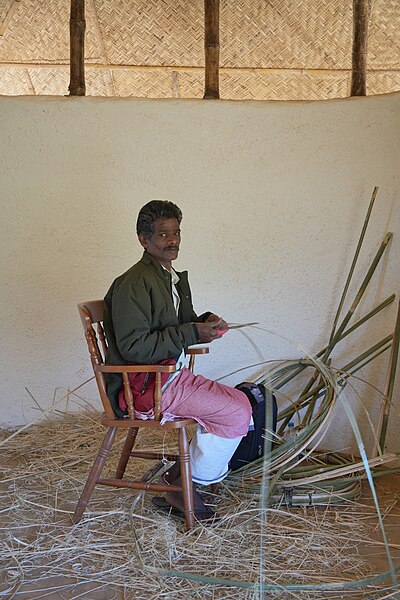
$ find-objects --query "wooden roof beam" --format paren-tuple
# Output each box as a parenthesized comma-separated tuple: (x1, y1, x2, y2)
(69, 0, 86, 96)
(203, 0, 220, 99)
(351, 0, 371, 96)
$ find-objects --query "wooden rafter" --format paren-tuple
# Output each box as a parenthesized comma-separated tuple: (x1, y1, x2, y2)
(203, 0, 220, 99)
(351, 0, 371, 96)
(69, 0, 86, 96)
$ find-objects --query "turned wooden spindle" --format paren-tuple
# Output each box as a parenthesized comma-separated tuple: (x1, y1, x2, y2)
(97, 322, 107, 360)
(154, 372, 162, 420)
(122, 372, 135, 418)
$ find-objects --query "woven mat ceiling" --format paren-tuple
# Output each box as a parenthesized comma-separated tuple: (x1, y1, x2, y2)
(0, 0, 399, 100)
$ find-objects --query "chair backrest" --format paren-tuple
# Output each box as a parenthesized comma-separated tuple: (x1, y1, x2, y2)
(78, 300, 206, 421)
(78, 300, 115, 418)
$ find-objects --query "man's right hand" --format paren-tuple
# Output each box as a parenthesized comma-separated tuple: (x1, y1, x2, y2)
(195, 319, 224, 343)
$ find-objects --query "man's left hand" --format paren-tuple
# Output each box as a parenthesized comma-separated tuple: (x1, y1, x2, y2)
(206, 314, 228, 331)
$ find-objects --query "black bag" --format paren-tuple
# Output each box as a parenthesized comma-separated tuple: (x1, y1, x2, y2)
(229, 382, 277, 471)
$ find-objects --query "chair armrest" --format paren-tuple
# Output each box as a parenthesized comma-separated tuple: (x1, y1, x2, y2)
(186, 347, 209, 355)
(95, 364, 177, 374)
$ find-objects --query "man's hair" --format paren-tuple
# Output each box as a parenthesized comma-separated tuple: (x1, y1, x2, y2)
(136, 200, 183, 239)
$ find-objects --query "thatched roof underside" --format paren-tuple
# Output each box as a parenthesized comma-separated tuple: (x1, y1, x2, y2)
(0, 0, 399, 100)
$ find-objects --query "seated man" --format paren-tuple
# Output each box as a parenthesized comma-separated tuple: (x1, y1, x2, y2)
(103, 200, 251, 519)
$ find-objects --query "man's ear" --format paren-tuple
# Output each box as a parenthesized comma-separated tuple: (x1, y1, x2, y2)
(138, 234, 148, 249)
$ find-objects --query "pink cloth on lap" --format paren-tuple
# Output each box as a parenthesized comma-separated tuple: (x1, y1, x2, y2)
(161, 367, 251, 439)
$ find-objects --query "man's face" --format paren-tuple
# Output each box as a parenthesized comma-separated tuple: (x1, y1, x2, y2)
(139, 217, 181, 268)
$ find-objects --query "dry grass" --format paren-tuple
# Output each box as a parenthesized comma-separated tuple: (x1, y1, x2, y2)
(1, 411, 400, 599)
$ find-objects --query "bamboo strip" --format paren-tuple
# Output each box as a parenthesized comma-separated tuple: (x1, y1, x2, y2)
(274, 293, 395, 392)
(322, 232, 393, 362)
(338, 293, 395, 339)
(329, 187, 378, 342)
(339, 334, 393, 374)
(376, 299, 400, 454)
(281, 336, 393, 421)
(280, 454, 397, 487)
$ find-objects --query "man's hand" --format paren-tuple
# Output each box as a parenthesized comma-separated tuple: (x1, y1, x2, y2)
(205, 313, 229, 331)
(196, 318, 225, 343)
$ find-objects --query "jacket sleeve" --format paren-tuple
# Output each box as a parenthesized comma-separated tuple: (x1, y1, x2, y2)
(111, 280, 198, 364)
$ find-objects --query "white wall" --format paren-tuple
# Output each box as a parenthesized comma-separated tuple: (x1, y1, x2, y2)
(0, 93, 399, 454)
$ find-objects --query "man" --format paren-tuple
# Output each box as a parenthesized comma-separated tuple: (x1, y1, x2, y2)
(104, 200, 251, 519)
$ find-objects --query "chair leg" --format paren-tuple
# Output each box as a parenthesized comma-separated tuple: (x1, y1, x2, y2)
(72, 427, 117, 524)
(178, 428, 195, 530)
(116, 427, 138, 479)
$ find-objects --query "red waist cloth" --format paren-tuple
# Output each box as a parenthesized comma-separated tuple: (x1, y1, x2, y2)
(119, 365, 251, 439)
(118, 359, 176, 413)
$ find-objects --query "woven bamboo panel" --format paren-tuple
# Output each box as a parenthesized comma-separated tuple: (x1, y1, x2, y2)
(220, 0, 352, 70)
(221, 71, 351, 101)
(3, 66, 399, 100)
(0, 66, 30, 94)
(95, 68, 353, 101)
(369, 0, 400, 68)
(0, 1, 12, 27)
(26, 67, 110, 95)
(0, 0, 399, 99)
(0, 0, 102, 63)
(93, 0, 398, 70)
(368, 71, 400, 94)
(94, 0, 203, 66)
(26, 67, 68, 94)
(112, 69, 175, 97)
(175, 71, 204, 99)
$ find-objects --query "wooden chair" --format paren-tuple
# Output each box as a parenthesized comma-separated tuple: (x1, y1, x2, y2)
(73, 300, 208, 530)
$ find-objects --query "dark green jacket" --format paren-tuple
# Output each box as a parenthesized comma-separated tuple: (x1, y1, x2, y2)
(104, 252, 206, 417)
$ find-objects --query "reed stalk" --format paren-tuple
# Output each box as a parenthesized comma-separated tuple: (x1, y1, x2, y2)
(322, 232, 392, 362)
(376, 299, 400, 453)
(329, 187, 378, 341)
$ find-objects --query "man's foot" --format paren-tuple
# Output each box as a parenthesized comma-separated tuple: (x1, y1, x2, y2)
(158, 462, 219, 521)
(152, 495, 217, 522)
(165, 478, 217, 518)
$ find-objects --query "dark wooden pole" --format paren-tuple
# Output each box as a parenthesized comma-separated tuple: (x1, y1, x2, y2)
(350, 0, 371, 96)
(203, 0, 220, 99)
(69, 0, 86, 96)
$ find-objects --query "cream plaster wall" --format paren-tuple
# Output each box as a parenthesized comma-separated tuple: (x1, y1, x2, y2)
(0, 93, 399, 455)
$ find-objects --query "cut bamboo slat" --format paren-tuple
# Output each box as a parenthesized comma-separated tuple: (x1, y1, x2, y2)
(375, 299, 400, 455)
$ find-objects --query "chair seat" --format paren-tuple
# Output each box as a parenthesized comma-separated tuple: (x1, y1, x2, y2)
(101, 413, 197, 429)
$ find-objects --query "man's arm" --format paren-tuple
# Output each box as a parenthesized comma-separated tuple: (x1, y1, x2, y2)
(111, 281, 198, 364)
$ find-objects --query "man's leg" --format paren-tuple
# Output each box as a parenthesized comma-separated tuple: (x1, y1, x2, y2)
(162, 456, 215, 518)
(160, 368, 252, 516)
(162, 427, 246, 517)
(189, 426, 243, 485)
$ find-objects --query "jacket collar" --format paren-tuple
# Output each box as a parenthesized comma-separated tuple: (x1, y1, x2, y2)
(140, 250, 180, 279)
(140, 251, 190, 296)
